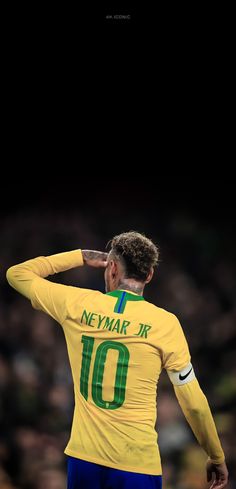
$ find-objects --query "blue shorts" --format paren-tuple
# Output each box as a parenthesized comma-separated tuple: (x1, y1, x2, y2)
(67, 456, 162, 489)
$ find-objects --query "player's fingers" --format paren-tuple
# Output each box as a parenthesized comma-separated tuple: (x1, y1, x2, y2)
(100, 252, 108, 261)
(217, 476, 228, 489)
(95, 260, 108, 268)
(213, 484, 227, 489)
(209, 481, 219, 489)
(209, 479, 228, 489)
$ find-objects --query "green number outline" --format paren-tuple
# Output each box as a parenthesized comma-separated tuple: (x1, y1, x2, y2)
(80, 335, 129, 409)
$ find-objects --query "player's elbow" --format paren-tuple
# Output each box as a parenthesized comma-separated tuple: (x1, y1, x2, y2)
(185, 404, 207, 418)
(6, 266, 14, 284)
(184, 395, 209, 419)
(6, 265, 20, 287)
(175, 381, 210, 418)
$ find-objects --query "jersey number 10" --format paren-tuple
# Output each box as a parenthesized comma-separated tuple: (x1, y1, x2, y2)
(80, 335, 130, 410)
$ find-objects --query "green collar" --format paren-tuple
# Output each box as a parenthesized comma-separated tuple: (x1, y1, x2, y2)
(106, 290, 144, 300)
(106, 290, 144, 314)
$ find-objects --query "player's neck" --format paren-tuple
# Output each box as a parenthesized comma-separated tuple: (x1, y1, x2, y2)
(117, 280, 144, 296)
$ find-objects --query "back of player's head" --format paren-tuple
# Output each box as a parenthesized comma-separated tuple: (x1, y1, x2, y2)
(109, 231, 159, 281)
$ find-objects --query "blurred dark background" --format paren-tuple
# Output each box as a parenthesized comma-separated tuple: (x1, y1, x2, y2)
(0, 178, 235, 489)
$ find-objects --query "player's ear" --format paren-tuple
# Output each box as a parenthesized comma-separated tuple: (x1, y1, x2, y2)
(145, 268, 154, 284)
(110, 260, 118, 278)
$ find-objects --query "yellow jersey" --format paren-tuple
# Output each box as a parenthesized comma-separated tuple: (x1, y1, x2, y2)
(6, 249, 224, 474)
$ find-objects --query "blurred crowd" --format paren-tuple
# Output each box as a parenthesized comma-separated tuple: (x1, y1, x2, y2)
(0, 209, 235, 489)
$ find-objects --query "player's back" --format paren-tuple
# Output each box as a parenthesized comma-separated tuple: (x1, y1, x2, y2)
(61, 287, 189, 475)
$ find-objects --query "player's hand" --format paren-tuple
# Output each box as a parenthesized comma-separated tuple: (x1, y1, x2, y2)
(82, 250, 108, 268)
(207, 460, 229, 488)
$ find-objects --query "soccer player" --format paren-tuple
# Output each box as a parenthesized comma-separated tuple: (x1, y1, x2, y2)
(6, 231, 228, 489)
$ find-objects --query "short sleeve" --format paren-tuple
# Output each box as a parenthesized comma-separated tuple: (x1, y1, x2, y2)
(30, 276, 69, 324)
(162, 315, 191, 371)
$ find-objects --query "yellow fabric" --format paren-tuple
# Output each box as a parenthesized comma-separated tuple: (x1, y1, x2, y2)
(6, 250, 83, 299)
(6, 249, 224, 474)
(174, 379, 225, 464)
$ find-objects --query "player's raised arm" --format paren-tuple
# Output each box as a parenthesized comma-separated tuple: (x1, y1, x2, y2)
(6, 250, 84, 298)
(167, 369, 229, 488)
(6, 248, 108, 326)
(6, 249, 108, 299)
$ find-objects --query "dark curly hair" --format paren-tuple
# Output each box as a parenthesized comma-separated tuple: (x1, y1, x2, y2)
(109, 231, 159, 281)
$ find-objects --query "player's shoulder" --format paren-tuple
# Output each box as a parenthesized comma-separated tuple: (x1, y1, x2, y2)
(143, 298, 179, 323)
(65, 286, 103, 303)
